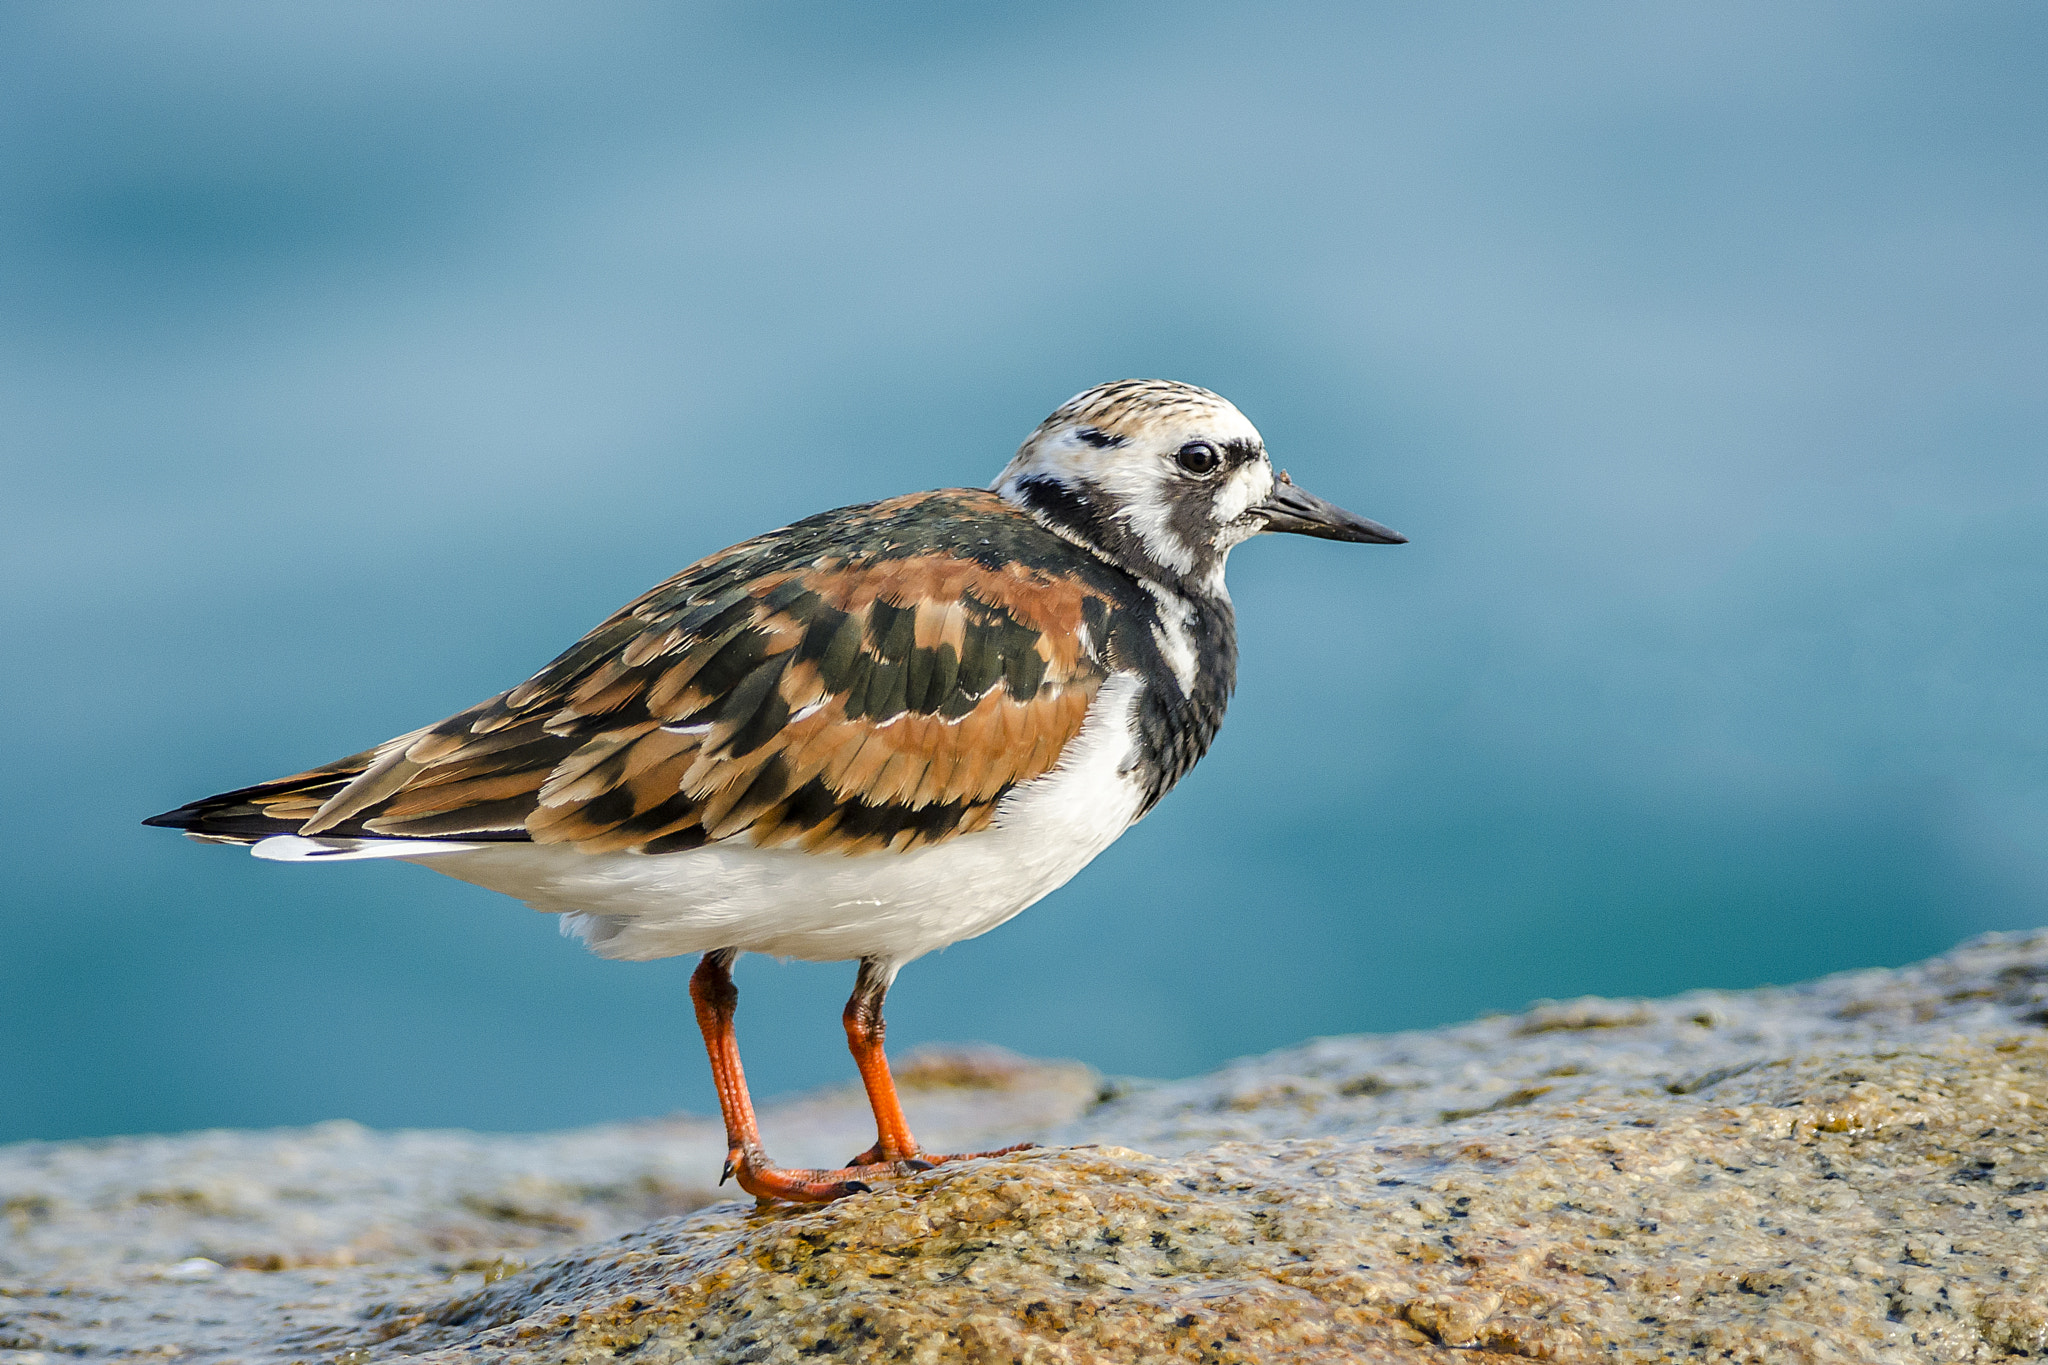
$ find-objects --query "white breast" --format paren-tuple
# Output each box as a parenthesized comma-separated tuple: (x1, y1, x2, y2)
(404, 674, 1150, 966)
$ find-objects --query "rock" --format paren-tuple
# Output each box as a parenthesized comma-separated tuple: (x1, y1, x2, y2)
(0, 1047, 1097, 1360)
(4, 933, 2047, 1362)
(1058, 927, 2048, 1156)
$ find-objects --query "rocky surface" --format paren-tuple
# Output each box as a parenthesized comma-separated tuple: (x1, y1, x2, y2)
(5, 931, 2047, 1362)
(0, 1048, 1097, 1360)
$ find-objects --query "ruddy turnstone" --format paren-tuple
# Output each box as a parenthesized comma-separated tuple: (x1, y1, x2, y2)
(146, 379, 1404, 1202)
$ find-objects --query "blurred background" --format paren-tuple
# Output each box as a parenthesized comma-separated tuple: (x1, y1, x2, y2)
(3, 1, 2044, 1144)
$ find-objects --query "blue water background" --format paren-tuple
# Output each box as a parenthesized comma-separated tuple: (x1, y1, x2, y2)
(3, 2, 2044, 1142)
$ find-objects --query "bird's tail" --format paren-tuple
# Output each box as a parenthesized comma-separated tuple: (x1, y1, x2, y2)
(142, 747, 381, 845)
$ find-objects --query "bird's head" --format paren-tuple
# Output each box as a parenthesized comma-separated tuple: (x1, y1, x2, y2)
(993, 379, 1405, 596)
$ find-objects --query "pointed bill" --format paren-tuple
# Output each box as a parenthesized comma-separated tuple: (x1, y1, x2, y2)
(1255, 471, 1407, 543)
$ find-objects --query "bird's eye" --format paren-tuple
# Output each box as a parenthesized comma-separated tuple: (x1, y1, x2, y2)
(1176, 440, 1221, 475)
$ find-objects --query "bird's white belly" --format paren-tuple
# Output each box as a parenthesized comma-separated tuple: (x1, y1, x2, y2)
(412, 675, 1148, 965)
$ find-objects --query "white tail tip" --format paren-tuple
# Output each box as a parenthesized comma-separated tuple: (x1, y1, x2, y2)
(251, 835, 487, 863)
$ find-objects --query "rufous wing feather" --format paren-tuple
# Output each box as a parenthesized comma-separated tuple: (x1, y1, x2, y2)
(150, 491, 1124, 856)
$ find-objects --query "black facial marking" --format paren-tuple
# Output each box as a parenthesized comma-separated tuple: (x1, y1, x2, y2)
(1166, 487, 1218, 565)
(1009, 468, 1239, 599)
(1166, 441, 1266, 568)
(1010, 475, 1103, 541)
(1075, 426, 1124, 449)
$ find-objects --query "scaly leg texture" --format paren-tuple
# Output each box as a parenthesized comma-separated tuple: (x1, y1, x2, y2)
(841, 955, 1036, 1170)
(689, 950, 912, 1203)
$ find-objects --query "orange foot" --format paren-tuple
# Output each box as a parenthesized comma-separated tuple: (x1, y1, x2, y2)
(724, 1142, 1039, 1203)
(844, 1140, 1038, 1169)
(724, 1146, 931, 1203)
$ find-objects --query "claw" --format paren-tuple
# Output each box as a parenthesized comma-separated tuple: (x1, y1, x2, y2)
(720, 1156, 735, 1186)
(898, 1158, 936, 1173)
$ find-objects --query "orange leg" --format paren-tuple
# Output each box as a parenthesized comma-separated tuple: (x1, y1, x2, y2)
(842, 957, 927, 1165)
(841, 956, 1037, 1170)
(690, 950, 904, 1203)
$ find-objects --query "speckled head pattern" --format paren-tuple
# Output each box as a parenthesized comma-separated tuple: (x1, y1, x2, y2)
(994, 379, 1278, 596)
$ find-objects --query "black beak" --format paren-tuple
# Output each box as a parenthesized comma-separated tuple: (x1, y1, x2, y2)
(1254, 470, 1407, 544)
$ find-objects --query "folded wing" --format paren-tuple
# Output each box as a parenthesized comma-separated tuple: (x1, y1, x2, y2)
(149, 520, 1117, 859)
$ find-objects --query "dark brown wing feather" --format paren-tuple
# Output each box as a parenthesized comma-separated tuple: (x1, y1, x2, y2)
(148, 490, 1119, 857)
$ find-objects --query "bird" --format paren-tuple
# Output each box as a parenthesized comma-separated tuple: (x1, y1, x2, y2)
(145, 378, 1405, 1203)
